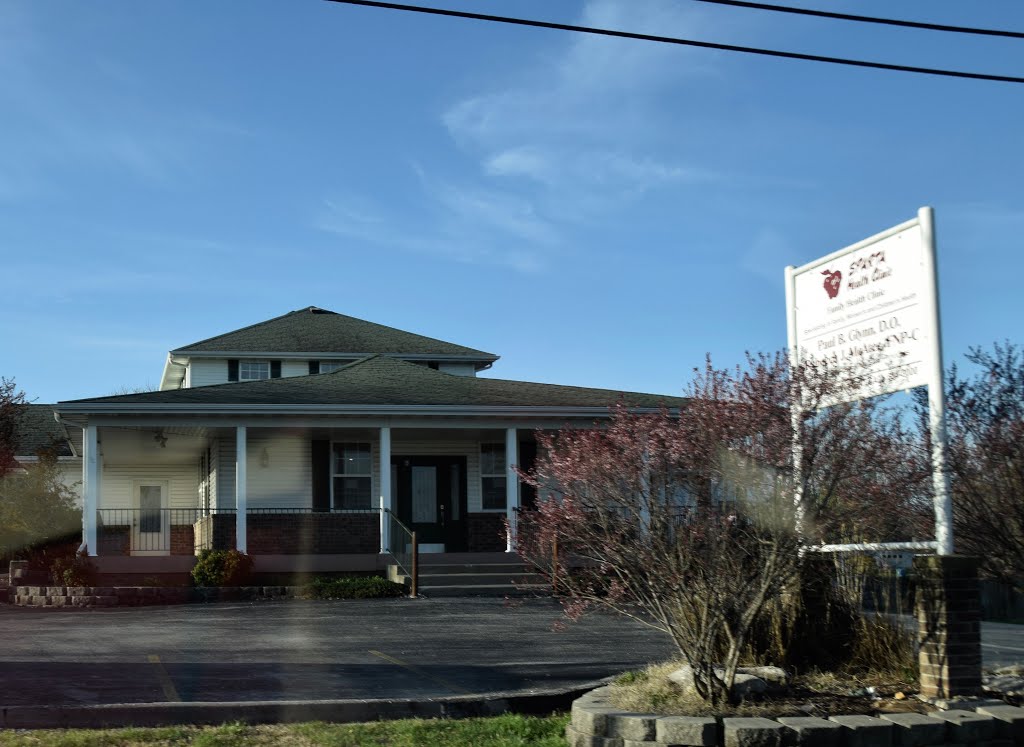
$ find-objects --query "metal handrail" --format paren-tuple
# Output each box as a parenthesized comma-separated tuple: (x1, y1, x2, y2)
(384, 508, 418, 598)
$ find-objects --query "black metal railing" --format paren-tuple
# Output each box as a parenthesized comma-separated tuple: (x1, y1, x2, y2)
(385, 508, 418, 598)
(97, 508, 205, 554)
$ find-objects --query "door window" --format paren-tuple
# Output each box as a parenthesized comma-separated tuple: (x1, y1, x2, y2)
(411, 466, 437, 523)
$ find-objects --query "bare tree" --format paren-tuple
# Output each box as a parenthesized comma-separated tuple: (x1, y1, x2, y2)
(0, 378, 27, 478)
(517, 353, 925, 705)
(941, 343, 1024, 587)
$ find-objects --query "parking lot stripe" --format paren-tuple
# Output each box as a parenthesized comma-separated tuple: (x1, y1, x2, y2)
(367, 649, 472, 695)
(147, 655, 182, 702)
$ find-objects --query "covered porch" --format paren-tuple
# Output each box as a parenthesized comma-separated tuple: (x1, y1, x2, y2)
(74, 419, 537, 571)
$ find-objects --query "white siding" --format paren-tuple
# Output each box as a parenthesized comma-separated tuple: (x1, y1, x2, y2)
(188, 359, 228, 388)
(98, 463, 200, 510)
(247, 434, 311, 508)
(215, 432, 311, 509)
(438, 362, 476, 377)
(282, 360, 309, 378)
(57, 460, 83, 506)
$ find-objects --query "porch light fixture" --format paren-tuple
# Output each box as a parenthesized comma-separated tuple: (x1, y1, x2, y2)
(154, 431, 168, 448)
(260, 447, 270, 468)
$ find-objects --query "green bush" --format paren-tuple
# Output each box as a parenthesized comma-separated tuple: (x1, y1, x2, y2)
(49, 549, 98, 586)
(191, 549, 254, 587)
(303, 575, 406, 599)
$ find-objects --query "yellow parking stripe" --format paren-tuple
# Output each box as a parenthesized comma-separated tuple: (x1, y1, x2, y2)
(147, 654, 182, 702)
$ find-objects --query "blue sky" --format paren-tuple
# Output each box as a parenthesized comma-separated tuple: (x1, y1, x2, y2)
(1, 0, 1022, 403)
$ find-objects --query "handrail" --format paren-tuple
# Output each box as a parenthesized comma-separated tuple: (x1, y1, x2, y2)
(384, 509, 418, 598)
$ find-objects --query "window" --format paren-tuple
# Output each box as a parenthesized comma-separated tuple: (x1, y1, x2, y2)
(238, 360, 270, 381)
(332, 442, 372, 509)
(480, 443, 506, 510)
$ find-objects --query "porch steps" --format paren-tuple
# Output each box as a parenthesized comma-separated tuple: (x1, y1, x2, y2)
(405, 562, 550, 597)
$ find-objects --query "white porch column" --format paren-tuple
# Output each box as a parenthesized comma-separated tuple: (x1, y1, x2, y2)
(379, 426, 392, 553)
(505, 427, 519, 553)
(235, 426, 247, 554)
(83, 425, 99, 556)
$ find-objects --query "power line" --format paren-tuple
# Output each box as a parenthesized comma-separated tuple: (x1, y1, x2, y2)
(324, 0, 1024, 84)
(688, 0, 1024, 40)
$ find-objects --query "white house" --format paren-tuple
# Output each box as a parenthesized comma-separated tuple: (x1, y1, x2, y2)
(26, 307, 681, 577)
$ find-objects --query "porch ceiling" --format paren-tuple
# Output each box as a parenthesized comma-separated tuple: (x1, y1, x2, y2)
(99, 426, 209, 464)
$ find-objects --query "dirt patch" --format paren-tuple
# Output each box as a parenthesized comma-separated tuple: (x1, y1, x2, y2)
(610, 662, 926, 718)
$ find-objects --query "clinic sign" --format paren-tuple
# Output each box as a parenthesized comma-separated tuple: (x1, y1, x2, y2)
(786, 211, 939, 403)
(785, 207, 954, 556)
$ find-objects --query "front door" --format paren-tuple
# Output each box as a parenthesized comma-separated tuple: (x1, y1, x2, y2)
(392, 456, 467, 552)
(132, 481, 169, 555)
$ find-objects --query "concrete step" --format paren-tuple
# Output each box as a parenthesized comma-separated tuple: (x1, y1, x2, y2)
(417, 572, 547, 586)
(417, 563, 533, 574)
(418, 583, 550, 597)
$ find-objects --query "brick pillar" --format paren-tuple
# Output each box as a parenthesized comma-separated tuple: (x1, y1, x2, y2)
(914, 555, 981, 699)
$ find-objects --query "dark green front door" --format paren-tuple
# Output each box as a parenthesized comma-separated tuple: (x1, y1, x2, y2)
(392, 456, 467, 551)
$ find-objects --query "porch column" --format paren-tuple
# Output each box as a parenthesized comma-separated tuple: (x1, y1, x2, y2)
(83, 425, 99, 556)
(506, 427, 519, 553)
(235, 426, 247, 554)
(379, 426, 392, 553)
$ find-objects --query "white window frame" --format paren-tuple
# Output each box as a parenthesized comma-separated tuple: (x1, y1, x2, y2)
(330, 442, 373, 510)
(238, 360, 270, 381)
(480, 443, 507, 511)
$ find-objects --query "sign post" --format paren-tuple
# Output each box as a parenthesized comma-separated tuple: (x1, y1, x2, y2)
(785, 206, 952, 555)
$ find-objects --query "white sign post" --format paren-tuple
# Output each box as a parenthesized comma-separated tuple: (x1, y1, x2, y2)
(785, 207, 952, 555)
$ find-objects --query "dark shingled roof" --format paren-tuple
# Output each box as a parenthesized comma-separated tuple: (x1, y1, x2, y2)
(172, 306, 498, 360)
(13, 405, 74, 457)
(61, 356, 683, 410)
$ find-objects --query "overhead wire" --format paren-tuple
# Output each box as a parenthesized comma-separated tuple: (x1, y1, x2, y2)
(686, 0, 1024, 40)
(323, 0, 1024, 84)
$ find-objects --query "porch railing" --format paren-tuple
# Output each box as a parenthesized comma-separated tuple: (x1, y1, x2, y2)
(97, 508, 205, 555)
(96, 507, 384, 555)
(384, 508, 418, 598)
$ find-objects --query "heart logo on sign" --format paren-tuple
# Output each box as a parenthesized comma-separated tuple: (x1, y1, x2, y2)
(821, 269, 842, 299)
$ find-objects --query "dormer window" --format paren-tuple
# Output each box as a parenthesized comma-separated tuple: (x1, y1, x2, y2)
(238, 360, 270, 381)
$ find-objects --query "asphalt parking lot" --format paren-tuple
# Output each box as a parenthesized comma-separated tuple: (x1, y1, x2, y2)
(2, 599, 1022, 710)
(0, 597, 676, 707)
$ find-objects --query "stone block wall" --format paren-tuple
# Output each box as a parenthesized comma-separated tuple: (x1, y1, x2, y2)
(467, 513, 505, 552)
(13, 584, 298, 608)
(567, 686, 1024, 747)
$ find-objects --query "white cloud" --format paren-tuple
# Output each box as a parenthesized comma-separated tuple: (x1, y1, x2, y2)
(441, 0, 725, 222)
(316, 190, 548, 274)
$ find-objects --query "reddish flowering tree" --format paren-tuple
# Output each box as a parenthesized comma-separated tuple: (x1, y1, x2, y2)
(517, 353, 926, 705)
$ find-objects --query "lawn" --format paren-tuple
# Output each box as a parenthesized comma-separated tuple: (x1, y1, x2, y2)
(0, 714, 570, 747)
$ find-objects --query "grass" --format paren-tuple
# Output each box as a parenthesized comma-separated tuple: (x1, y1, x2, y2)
(0, 714, 570, 747)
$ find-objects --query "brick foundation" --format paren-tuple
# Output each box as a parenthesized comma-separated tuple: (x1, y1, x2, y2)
(467, 513, 506, 552)
(194, 513, 379, 554)
(915, 555, 982, 699)
(98, 525, 130, 556)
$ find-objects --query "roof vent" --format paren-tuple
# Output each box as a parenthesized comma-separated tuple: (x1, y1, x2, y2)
(308, 306, 332, 314)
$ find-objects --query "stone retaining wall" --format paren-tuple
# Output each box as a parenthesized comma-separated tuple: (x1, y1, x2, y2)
(13, 585, 300, 608)
(567, 686, 1024, 747)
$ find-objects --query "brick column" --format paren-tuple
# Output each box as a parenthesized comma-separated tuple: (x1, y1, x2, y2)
(914, 555, 981, 699)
